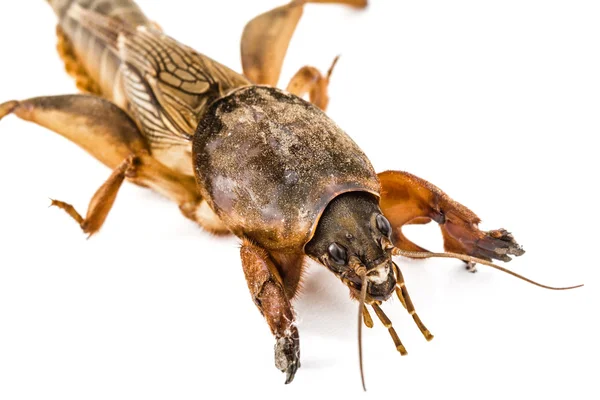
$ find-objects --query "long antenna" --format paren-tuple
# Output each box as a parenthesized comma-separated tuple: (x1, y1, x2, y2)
(357, 269, 368, 391)
(392, 248, 583, 290)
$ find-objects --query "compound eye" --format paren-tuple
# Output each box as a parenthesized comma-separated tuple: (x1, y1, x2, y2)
(376, 214, 392, 237)
(328, 242, 348, 265)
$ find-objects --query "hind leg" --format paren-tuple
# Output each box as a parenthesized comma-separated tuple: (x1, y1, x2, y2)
(0, 95, 150, 236)
(0, 94, 224, 236)
(0, 95, 148, 169)
(241, 0, 366, 87)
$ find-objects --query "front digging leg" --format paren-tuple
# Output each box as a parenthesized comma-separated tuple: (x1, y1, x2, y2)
(378, 170, 525, 267)
(240, 240, 300, 384)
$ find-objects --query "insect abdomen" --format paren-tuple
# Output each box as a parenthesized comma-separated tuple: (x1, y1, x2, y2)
(48, 0, 149, 99)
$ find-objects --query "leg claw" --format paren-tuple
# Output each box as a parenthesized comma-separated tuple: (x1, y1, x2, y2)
(444, 222, 525, 265)
(475, 228, 525, 262)
(465, 261, 478, 273)
(274, 328, 300, 384)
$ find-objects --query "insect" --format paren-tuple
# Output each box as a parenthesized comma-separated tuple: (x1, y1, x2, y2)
(0, 0, 584, 389)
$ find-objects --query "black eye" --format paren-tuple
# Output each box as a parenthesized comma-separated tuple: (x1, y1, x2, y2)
(328, 243, 348, 265)
(376, 214, 392, 237)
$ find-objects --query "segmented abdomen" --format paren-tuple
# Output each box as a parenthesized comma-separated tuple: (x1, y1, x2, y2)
(48, 0, 149, 100)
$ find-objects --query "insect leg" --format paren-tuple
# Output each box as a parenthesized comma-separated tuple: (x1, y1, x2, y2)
(0, 95, 152, 235)
(49, 156, 138, 237)
(395, 287, 407, 309)
(0, 95, 148, 168)
(241, 0, 367, 86)
(0, 94, 206, 236)
(371, 303, 408, 355)
(392, 262, 434, 341)
(363, 305, 374, 328)
(240, 240, 301, 384)
(286, 56, 339, 111)
(378, 170, 525, 266)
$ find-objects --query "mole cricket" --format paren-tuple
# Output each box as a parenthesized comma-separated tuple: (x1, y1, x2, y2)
(0, 0, 583, 388)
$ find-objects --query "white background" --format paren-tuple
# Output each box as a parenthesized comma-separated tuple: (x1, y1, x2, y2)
(0, 1, 598, 399)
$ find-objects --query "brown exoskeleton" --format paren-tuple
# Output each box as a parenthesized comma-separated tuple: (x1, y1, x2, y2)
(0, 0, 583, 387)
